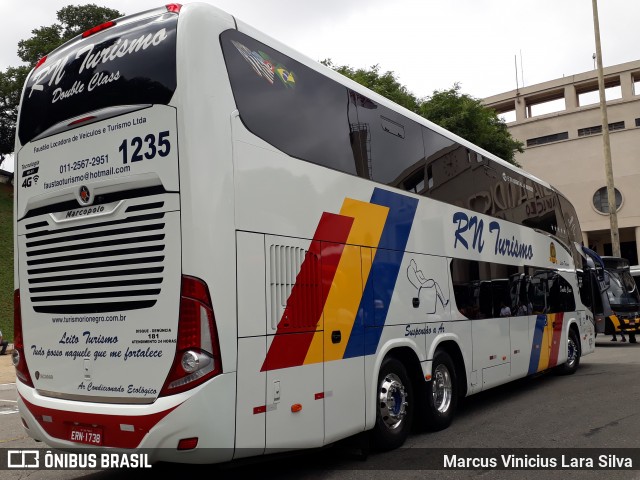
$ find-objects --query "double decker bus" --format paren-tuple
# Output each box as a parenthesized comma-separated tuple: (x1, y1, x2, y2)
(13, 2, 598, 464)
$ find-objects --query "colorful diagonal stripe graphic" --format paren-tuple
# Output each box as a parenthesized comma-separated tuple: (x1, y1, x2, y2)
(305, 198, 389, 364)
(528, 312, 565, 374)
(347, 188, 418, 358)
(261, 212, 353, 371)
(262, 188, 418, 371)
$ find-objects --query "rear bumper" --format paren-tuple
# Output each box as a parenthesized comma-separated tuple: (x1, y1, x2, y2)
(17, 372, 237, 464)
(617, 324, 640, 334)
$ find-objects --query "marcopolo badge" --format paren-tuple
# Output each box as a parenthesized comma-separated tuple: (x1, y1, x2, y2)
(78, 185, 92, 206)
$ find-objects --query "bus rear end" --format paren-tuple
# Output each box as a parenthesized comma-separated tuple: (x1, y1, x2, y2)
(13, 4, 230, 463)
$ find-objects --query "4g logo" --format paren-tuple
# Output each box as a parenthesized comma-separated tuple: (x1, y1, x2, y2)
(21, 166, 40, 188)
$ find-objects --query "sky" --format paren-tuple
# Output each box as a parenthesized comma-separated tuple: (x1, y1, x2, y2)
(2, 0, 640, 171)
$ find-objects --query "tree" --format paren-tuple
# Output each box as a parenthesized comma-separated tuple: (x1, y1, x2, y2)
(17, 5, 124, 65)
(419, 83, 524, 166)
(0, 66, 29, 166)
(324, 61, 523, 167)
(0, 4, 124, 166)
(322, 60, 421, 114)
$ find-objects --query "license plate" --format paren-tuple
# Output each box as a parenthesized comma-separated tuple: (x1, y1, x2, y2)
(69, 425, 103, 445)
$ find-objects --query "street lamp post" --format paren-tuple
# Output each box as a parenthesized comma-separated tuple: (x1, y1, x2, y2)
(592, 0, 620, 257)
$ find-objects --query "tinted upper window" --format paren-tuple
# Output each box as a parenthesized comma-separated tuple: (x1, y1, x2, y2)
(557, 192, 585, 267)
(221, 29, 359, 175)
(605, 269, 640, 307)
(18, 12, 177, 145)
(220, 29, 581, 248)
(350, 95, 425, 184)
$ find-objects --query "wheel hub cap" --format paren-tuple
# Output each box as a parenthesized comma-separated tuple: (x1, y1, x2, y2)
(379, 373, 408, 430)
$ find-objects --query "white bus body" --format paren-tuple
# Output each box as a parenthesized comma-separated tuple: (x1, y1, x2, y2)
(13, 3, 596, 464)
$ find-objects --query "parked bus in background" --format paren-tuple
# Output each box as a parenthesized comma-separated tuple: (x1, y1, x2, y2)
(630, 264, 640, 289)
(598, 257, 639, 343)
(13, 2, 600, 465)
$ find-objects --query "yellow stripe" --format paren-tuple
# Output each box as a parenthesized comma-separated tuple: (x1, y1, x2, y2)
(610, 314, 621, 331)
(304, 199, 388, 364)
(538, 314, 554, 371)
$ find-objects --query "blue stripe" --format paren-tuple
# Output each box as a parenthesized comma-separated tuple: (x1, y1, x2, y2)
(528, 314, 547, 374)
(344, 188, 418, 358)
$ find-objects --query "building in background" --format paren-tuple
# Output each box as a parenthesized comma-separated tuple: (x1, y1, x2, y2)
(483, 60, 640, 264)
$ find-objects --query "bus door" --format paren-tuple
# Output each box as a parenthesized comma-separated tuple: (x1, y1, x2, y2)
(259, 235, 369, 450)
(234, 233, 325, 457)
(322, 244, 366, 445)
(575, 244, 611, 333)
(262, 235, 325, 453)
(471, 279, 511, 391)
(529, 270, 577, 372)
(529, 272, 553, 372)
(508, 273, 533, 378)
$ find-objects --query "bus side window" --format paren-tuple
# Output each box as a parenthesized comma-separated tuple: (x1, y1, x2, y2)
(560, 276, 576, 311)
(530, 275, 546, 314)
(547, 275, 561, 313)
(478, 281, 492, 318)
(491, 280, 510, 318)
(513, 274, 532, 316)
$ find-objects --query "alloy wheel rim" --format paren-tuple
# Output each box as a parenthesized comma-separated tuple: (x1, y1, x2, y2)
(567, 336, 577, 368)
(379, 373, 408, 430)
(432, 363, 452, 414)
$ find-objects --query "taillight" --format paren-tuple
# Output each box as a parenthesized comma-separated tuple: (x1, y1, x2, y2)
(13, 289, 33, 388)
(82, 20, 116, 38)
(160, 276, 222, 396)
(166, 4, 182, 13)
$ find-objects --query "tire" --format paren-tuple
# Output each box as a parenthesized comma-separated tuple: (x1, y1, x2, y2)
(557, 328, 581, 375)
(370, 357, 414, 452)
(424, 350, 458, 431)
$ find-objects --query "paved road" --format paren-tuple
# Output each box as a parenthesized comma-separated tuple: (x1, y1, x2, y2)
(1, 338, 640, 479)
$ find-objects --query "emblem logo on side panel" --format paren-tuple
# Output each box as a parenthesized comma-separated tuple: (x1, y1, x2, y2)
(78, 185, 91, 205)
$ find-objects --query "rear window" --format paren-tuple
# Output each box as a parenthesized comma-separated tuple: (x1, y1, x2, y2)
(18, 11, 178, 145)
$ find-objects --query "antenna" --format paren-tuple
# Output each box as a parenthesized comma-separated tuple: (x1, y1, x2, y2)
(520, 50, 524, 88)
(514, 55, 519, 91)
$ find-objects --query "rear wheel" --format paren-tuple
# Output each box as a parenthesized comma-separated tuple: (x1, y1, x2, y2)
(370, 357, 414, 451)
(557, 328, 581, 375)
(424, 350, 457, 431)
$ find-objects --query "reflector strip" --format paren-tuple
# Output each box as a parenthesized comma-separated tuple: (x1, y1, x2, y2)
(82, 21, 115, 38)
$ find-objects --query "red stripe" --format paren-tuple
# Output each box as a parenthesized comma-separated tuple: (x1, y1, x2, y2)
(261, 212, 353, 371)
(21, 395, 180, 449)
(548, 312, 565, 367)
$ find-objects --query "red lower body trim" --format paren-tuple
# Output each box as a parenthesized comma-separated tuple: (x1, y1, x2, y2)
(21, 395, 180, 449)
